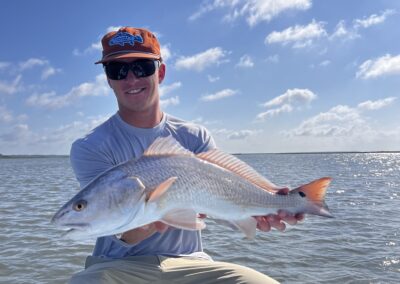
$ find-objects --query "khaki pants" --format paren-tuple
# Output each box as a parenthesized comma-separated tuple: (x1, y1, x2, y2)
(69, 255, 279, 284)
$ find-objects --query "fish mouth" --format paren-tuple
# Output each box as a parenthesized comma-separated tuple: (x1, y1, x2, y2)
(58, 222, 90, 231)
(60, 223, 91, 239)
(62, 222, 90, 228)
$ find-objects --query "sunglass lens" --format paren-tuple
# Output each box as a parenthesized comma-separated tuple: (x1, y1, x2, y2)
(105, 62, 129, 80)
(133, 60, 156, 78)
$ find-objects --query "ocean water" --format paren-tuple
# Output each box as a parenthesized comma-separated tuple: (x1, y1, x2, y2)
(0, 153, 399, 283)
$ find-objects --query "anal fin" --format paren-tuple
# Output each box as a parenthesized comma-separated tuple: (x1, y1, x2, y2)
(231, 217, 258, 239)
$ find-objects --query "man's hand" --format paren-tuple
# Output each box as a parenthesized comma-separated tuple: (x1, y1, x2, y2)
(120, 221, 169, 244)
(254, 211, 305, 232)
(119, 214, 207, 245)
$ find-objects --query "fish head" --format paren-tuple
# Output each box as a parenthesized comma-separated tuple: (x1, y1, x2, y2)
(51, 170, 147, 239)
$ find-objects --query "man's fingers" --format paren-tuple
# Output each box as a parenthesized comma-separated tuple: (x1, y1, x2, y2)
(267, 215, 286, 231)
(154, 221, 169, 233)
(295, 213, 305, 222)
(255, 216, 271, 232)
(278, 210, 298, 225)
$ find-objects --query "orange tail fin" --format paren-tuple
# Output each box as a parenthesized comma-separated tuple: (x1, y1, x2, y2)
(294, 177, 333, 218)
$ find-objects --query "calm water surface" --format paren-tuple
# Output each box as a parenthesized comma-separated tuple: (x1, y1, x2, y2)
(0, 153, 399, 283)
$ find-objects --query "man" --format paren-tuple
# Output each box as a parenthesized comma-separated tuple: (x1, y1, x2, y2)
(69, 26, 303, 284)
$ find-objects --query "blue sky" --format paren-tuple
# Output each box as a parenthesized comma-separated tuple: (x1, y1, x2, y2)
(1, 0, 399, 155)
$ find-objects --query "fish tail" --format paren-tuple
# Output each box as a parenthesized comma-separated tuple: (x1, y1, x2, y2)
(294, 177, 333, 218)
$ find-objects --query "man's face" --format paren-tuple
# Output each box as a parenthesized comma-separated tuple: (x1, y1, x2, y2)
(106, 58, 165, 115)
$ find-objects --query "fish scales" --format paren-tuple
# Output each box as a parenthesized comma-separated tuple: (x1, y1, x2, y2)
(121, 155, 296, 217)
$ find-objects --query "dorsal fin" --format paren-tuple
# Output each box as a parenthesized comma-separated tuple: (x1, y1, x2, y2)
(143, 136, 194, 157)
(196, 149, 280, 193)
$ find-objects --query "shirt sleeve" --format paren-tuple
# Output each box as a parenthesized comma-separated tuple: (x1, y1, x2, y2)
(194, 126, 216, 154)
(69, 139, 113, 188)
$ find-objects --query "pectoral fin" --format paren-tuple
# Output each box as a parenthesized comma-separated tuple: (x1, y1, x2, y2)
(161, 209, 206, 231)
(146, 177, 177, 203)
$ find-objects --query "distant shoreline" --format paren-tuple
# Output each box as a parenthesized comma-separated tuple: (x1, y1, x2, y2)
(1, 151, 399, 159)
(0, 154, 69, 159)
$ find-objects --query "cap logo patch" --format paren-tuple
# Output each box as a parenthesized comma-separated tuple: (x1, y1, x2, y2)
(109, 32, 143, 47)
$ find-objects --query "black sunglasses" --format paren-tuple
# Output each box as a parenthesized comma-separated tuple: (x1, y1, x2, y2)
(104, 59, 160, 80)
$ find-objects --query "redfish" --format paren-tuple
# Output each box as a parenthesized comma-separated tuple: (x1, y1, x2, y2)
(52, 136, 333, 239)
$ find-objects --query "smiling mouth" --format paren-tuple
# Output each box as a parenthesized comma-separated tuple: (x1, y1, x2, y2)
(126, 88, 145, 95)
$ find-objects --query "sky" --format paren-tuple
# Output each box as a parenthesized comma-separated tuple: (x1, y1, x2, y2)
(1, 0, 399, 155)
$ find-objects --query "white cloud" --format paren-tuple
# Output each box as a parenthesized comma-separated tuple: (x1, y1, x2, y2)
(175, 47, 229, 72)
(26, 74, 110, 109)
(330, 10, 395, 42)
(227, 129, 259, 140)
(74, 27, 109, 56)
(265, 20, 327, 48)
(329, 20, 360, 41)
(19, 58, 47, 70)
(73, 26, 121, 56)
(160, 96, 180, 108)
(159, 82, 181, 108)
(0, 105, 13, 123)
(41, 66, 62, 80)
(265, 54, 279, 63)
(240, 0, 312, 27)
(18, 58, 60, 80)
(257, 88, 317, 121)
(0, 75, 22, 95)
(256, 104, 293, 120)
(0, 124, 32, 142)
(0, 62, 10, 70)
(190, 117, 221, 126)
(200, 88, 238, 102)
(189, 0, 240, 21)
(262, 88, 317, 107)
(357, 97, 397, 111)
(26, 91, 67, 109)
(212, 127, 261, 140)
(190, 0, 312, 27)
(319, 60, 331, 67)
(160, 44, 172, 62)
(356, 54, 400, 79)
(354, 9, 396, 29)
(0, 115, 110, 155)
(286, 105, 364, 137)
(68, 74, 109, 98)
(236, 54, 254, 68)
(207, 74, 220, 82)
(159, 82, 182, 97)
(286, 98, 397, 138)
(106, 26, 123, 33)
(73, 42, 102, 56)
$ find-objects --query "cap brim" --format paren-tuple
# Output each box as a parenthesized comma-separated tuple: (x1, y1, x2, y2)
(95, 52, 161, 64)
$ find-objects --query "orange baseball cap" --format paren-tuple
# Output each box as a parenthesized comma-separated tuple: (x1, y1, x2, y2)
(95, 27, 161, 64)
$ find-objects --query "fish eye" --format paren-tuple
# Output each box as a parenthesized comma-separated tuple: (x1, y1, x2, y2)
(73, 200, 87, 211)
(298, 191, 306, 198)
